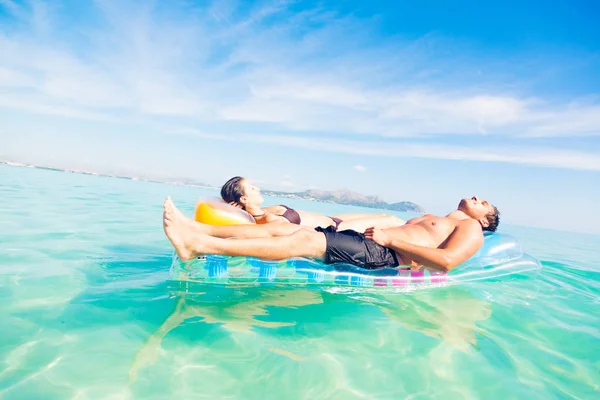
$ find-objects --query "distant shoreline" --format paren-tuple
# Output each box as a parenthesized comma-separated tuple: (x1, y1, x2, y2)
(0, 160, 217, 190)
(0, 160, 425, 213)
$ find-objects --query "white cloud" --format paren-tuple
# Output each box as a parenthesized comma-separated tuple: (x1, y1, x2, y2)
(0, 66, 36, 87)
(221, 84, 600, 138)
(522, 103, 600, 137)
(354, 165, 367, 172)
(163, 127, 600, 172)
(0, 94, 122, 121)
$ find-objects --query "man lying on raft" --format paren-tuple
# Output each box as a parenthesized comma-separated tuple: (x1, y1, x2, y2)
(221, 176, 405, 232)
(163, 196, 500, 272)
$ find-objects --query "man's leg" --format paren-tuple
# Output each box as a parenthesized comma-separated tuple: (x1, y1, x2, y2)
(164, 198, 327, 261)
(207, 221, 304, 239)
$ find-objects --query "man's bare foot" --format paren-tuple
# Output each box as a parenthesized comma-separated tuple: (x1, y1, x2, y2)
(164, 197, 193, 226)
(163, 196, 210, 260)
(164, 196, 211, 233)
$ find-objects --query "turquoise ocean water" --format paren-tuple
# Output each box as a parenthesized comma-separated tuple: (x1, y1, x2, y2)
(1, 164, 598, 399)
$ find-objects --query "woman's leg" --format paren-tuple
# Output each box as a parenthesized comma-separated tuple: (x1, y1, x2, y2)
(330, 213, 388, 220)
(336, 215, 406, 232)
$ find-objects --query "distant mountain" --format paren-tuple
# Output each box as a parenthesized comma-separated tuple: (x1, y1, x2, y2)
(262, 188, 426, 213)
(1, 160, 425, 213)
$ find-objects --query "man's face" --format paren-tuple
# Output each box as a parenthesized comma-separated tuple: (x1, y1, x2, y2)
(458, 196, 494, 221)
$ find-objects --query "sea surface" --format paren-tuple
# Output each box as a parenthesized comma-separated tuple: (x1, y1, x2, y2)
(0, 164, 598, 399)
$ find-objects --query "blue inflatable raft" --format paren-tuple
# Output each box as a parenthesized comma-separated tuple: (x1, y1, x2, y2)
(169, 232, 541, 288)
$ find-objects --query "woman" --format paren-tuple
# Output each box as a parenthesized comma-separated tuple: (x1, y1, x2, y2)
(220, 176, 405, 232)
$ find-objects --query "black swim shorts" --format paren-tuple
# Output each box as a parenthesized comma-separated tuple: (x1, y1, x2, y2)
(315, 226, 399, 270)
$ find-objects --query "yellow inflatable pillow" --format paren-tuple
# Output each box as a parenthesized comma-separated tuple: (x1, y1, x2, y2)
(194, 199, 256, 226)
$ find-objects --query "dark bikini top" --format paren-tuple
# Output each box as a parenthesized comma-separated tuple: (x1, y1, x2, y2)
(280, 205, 301, 225)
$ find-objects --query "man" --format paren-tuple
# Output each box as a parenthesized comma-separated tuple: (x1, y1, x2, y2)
(162, 195, 500, 272)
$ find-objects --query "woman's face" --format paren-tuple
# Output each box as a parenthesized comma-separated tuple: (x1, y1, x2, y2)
(240, 179, 264, 208)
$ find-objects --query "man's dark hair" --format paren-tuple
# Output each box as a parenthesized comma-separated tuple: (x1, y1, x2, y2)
(220, 176, 246, 208)
(483, 205, 500, 232)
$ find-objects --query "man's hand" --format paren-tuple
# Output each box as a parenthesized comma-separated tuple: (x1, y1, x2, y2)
(409, 261, 423, 271)
(364, 227, 391, 247)
(380, 220, 484, 272)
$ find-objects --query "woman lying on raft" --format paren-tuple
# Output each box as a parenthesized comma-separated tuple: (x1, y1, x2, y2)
(220, 176, 405, 232)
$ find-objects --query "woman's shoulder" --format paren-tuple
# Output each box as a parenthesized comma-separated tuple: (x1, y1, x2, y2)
(263, 205, 290, 213)
(253, 211, 290, 224)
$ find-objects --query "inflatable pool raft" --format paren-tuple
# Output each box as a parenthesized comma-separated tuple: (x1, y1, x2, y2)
(169, 231, 542, 288)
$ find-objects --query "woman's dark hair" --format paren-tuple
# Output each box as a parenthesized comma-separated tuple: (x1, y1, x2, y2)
(483, 206, 500, 232)
(221, 176, 246, 208)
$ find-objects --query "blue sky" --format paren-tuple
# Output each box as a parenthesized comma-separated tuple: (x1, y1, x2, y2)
(1, 0, 599, 234)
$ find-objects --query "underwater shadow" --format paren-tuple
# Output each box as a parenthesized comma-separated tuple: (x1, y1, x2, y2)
(50, 243, 503, 386)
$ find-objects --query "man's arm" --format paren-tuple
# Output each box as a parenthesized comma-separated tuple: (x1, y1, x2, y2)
(365, 221, 484, 272)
